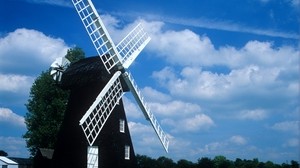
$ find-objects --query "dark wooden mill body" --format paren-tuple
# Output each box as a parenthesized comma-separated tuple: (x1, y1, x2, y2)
(51, 56, 137, 168)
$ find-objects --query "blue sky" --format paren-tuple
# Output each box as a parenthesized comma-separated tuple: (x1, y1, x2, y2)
(0, 0, 299, 163)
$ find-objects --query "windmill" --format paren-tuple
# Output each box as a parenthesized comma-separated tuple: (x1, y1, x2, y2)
(50, 0, 169, 167)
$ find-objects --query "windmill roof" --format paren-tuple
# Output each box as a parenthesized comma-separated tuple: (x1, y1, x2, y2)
(61, 56, 112, 89)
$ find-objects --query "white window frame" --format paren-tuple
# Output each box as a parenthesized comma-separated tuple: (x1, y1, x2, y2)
(119, 119, 125, 133)
(124, 145, 130, 160)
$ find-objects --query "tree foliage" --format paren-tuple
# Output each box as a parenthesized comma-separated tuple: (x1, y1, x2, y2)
(23, 47, 85, 156)
(136, 155, 299, 168)
(0, 150, 8, 156)
(65, 46, 85, 63)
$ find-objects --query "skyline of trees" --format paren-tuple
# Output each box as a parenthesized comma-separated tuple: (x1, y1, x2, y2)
(0, 149, 298, 168)
(136, 154, 299, 168)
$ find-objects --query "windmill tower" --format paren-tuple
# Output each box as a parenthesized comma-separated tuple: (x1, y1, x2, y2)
(49, 0, 169, 167)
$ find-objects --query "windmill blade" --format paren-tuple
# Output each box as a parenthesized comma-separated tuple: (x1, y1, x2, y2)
(50, 57, 70, 82)
(117, 23, 151, 69)
(79, 71, 124, 146)
(72, 0, 122, 73)
(122, 72, 169, 152)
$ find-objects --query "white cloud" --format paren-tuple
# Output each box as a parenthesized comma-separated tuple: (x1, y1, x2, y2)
(140, 20, 299, 72)
(123, 96, 143, 119)
(128, 121, 153, 135)
(147, 27, 216, 67)
(193, 141, 233, 157)
(0, 28, 70, 75)
(152, 64, 296, 102)
(271, 121, 300, 135)
(229, 135, 247, 145)
(100, 17, 299, 108)
(0, 108, 25, 127)
(237, 109, 268, 121)
(192, 135, 250, 158)
(163, 114, 214, 132)
(181, 114, 215, 131)
(0, 73, 34, 93)
(142, 87, 172, 103)
(146, 24, 299, 68)
(167, 135, 191, 154)
(150, 100, 201, 116)
(125, 85, 203, 118)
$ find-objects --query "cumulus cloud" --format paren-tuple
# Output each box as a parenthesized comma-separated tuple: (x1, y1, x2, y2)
(142, 86, 172, 103)
(150, 100, 201, 116)
(0, 73, 34, 93)
(128, 121, 153, 135)
(125, 85, 204, 118)
(0, 28, 70, 75)
(144, 19, 299, 68)
(271, 121, 300, 135)
(229, 135, 247, 145)
(0, 28, 70, 119)
(237, 109, 268, 121)
(152, 64, 297, 103)
(192, 135, 249, 158)
(162, 114, 214, 132)
(0, 108, 25, 127)
(101, 17, 299, 109)
(123, 96, 144, 119)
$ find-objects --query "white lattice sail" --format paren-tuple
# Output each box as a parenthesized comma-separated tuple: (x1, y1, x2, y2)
(79, 71, 124, 146)
(117, 23, 151, 69)
(72, 0, 122, 73)
(122, 72, 169, 152)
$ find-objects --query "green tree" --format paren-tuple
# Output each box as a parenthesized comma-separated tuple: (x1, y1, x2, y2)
(23, 47, 85, 156)
(156, 156, 176, 168)
(197, 157, 214, 168)
(290, 160, 299, 168)
(264, 161, 277, 168)
(213, 155, 233, 168)
(0, 150, 8, 156)
(136, 154, 157, 168)
(177, 159, 195, 168)
(65, 46, 85, 63)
